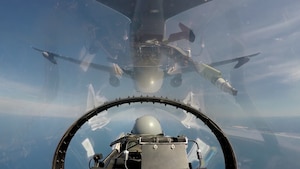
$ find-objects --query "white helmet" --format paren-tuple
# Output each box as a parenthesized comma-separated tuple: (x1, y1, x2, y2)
(131, 115, 163, 135)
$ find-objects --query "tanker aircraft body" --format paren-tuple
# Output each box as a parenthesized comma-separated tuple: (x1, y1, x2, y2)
(33, 0, 259, 95)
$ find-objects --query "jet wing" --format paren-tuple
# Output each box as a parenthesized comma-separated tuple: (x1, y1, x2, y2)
(209, 52, 260, 69)
(96, 0, 211, 21)
(32, 47, 114, 73)
(161, 44, 257, 69)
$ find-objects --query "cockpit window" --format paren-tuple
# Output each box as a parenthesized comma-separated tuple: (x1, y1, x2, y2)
(1, 0, 300, 169)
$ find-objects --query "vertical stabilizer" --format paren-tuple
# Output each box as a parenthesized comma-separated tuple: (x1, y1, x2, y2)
(86, 84, 110, 131)
(181, 91, 207, 129)
(86, 84, 108, 111)
(86, 84, 97, 111)
(79, 46, 95, 72)
(183, 92, 200, 110)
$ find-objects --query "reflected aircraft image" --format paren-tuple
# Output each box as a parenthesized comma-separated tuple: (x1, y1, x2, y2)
(32, 0, 259, 96)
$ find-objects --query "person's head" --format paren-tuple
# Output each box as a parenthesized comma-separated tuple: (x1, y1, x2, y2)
(131, 115, 163, 135)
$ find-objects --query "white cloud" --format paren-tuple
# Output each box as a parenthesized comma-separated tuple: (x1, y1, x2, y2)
(245, 58, 300, 85)
(0, 77, 40, 97)
(272, 61, 300, 84)
(0, 97, 83, 118)
(0, 77, 86, 118)
(243, 1, 300, 42)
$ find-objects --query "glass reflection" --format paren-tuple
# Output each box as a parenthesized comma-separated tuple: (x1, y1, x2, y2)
(65, 103, 224, 169)
(0, 0, 300, 169)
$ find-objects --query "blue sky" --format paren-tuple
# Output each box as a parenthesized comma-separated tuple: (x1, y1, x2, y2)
(1, 0, 300, 169)
(0, 0, 299, 118)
